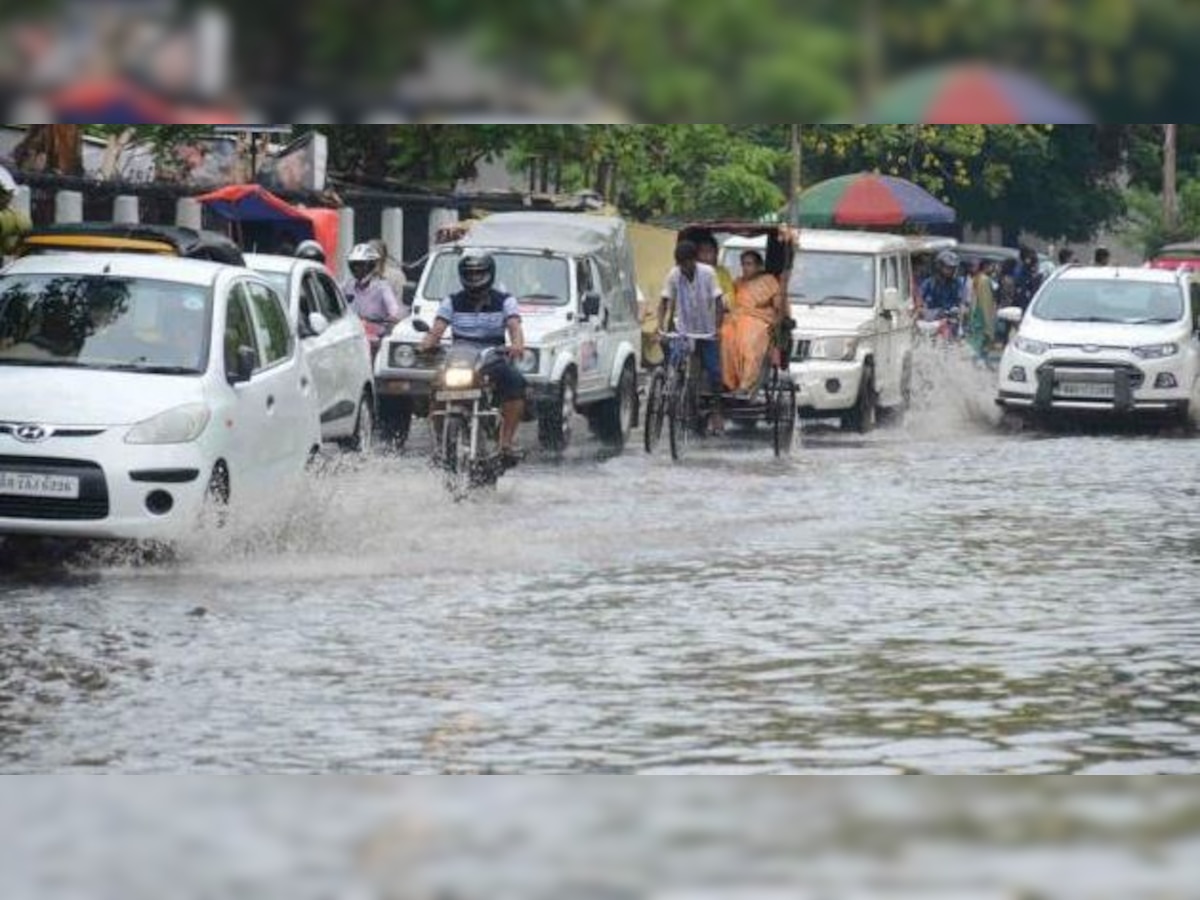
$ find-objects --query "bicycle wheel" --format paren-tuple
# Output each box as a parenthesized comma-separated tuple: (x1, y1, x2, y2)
(772, 378, 797, 458)
(643, 368, 668, 454)
(668, 363, 694, 462)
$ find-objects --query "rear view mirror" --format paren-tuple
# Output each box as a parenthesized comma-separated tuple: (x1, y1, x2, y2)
(228, 345, 258, 384)
(411, 319, 431, 334)
(997, 306, 1025, 325)
(308, 311, 330, 336)
(582, 291, 602, 319)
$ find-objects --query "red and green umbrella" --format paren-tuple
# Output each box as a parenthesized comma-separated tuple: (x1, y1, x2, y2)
(790, 172, 956, 228)
(862, 65, 1091, 124)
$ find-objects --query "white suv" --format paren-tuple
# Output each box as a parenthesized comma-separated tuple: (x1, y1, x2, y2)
(996, 266, 1200, 425)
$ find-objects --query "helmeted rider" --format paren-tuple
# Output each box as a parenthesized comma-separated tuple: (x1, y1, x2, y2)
(295, 239, 326, 265)
(919, 250, 966, 324)
(419, 252, 527, 464)
(342, 242, 401, 329)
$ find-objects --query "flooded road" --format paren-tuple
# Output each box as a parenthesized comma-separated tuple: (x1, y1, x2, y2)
(2, 352, 1200, 774)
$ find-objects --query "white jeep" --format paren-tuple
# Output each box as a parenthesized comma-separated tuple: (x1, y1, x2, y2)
(375, 213, 641, 450)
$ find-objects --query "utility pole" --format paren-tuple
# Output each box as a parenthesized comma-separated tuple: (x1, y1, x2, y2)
(1164, 124, 1179, 232)
(790, 124, 802, 225)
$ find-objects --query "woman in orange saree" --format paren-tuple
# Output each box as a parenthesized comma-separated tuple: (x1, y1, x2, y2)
(720, 251, 783, 394)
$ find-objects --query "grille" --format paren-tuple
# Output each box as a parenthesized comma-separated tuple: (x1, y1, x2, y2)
(0, 423, 106, 439)
(1049, 361, 1145, 390)
(0, 455, 109, 521)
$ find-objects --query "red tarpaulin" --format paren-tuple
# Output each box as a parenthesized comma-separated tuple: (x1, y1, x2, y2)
(197, 184, 339, 265)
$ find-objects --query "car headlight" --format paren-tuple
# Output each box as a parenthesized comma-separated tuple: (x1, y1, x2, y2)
(443, 367, 476, 389)
(514, 348, 539, 374)
(390, 343, 418, 369)
(1132, 342, 1180, 360)
(808, 337, 858, 361)
(1013, 336, 1050, 356)
(125, 403, 211, 445)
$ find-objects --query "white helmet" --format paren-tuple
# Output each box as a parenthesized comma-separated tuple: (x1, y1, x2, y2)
(295, 239, 326, 263)
(348, 242, 382, 280)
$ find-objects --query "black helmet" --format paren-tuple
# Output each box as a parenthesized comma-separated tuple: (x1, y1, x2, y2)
(459, 253, 496, 292)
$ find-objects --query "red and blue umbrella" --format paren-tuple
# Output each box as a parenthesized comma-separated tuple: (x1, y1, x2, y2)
(790, 172, 956, 228)
(862, 65, 1092, 124)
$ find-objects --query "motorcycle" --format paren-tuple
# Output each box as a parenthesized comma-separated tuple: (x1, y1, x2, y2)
(413, 322, 511, 500)
(916, 307, 964, 343)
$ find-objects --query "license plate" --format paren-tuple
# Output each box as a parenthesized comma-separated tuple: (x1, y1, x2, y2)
(1058, 381, 1115, 399)
(378, 380, 413, 396)
(436, 389, 482, 402)
(0, 471, 80, 499)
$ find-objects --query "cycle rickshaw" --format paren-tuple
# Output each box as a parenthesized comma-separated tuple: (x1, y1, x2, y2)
(643, 222, 798, 460)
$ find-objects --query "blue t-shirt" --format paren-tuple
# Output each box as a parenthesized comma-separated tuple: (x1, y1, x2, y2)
(436, 289, 521, 346)
(920, 275, 964, 312)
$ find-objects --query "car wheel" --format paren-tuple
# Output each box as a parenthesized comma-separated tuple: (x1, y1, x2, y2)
(842, 364, 877, 434)
(595, 362, 637, 449)
(339, 391, 376, 455)
(538, 370, 576, 452)
(377, 396, 413, 451)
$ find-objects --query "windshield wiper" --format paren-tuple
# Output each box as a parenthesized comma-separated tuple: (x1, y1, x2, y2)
(0, 358, 87, 367)
(804, 294, 871, 307)
(1124, 317, 1179, 325)
(98, 363, 199, 375)
(519, 294, 563, 303)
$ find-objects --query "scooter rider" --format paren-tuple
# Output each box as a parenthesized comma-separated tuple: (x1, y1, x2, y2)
(919, 250, 965, 330)
(343, 242, 401, 328)
(420, 253, 528, 463)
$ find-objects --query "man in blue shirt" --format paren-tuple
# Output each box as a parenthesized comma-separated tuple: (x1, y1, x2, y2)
(420, 253, 528, 459)
(919, 250, 966, 321)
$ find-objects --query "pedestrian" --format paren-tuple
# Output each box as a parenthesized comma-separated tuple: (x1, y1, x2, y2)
(1094, 247, 1112, 266)
(1014, 246, 1043, 311)
(1057, 247, 1075, 267)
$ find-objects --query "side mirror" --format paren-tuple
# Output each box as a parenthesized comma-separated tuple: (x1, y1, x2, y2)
(228, 345, 258, 384)
(411, 319, 431, 334)
(308, 311, 330, 336)
(582, 291, 602, 319)
(882, 287, 902, 312)
(997, 306, 1025, 325)
(401, 283, 417, 307)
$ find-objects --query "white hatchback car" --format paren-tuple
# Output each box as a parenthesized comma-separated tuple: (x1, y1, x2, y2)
(246, 254, 376, 450)
(996, 266, 1200, 425)
(0, 254, 321, 541)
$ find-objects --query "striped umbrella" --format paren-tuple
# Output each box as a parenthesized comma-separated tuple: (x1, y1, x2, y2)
(790, 172, 956, 228)
(863, 65, 1091, 124)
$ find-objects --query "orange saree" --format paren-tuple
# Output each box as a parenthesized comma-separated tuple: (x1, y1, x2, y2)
(720, 273, 780, 392)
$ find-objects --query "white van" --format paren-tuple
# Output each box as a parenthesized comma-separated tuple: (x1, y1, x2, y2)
(789, 230, 918, 431)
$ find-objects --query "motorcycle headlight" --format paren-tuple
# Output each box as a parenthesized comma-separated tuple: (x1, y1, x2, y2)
(514, 349, 539, 374)
(125, 403, 211, 445)
(808, 337, 858, 361)
(391, 343, 418, 369)
(443, 367, 476, 389)
(1132, 342, 1179, 360)
(1013, 336, 1050, 356)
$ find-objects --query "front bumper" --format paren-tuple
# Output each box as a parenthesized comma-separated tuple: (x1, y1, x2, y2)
(0, 432, 211, 541)
(996, 355, 1191, 417)
(790, 359, 864, 413)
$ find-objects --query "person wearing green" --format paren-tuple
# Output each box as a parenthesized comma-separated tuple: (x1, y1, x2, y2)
(966, 257, 998, 362)
(0, 166, 32, 260)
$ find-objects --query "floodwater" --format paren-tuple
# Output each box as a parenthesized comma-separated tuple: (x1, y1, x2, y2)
(2, 348, 1200, 776)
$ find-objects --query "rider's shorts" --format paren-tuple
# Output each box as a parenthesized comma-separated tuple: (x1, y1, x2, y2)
(482, 356, 527, 403)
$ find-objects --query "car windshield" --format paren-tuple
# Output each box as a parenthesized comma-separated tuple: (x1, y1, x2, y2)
(1033, 279, 1184, 324)
(422, 252, 571, 305)
(787, 251, 876, 307)
(0, 274, 212, 374)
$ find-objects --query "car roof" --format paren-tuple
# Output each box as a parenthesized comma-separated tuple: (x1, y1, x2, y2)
(795, 230, 913, 254)
(1, 252, 236, 287)
(244, 253, 320, 275)
(460, 212, 625, 256)
(22, 222, 245, 265)
(1054, 265, 1183, 284)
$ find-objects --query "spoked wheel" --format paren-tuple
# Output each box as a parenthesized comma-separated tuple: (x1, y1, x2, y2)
(771, 378, 798, 458)
(643, 369, 668, 454)
(441, 416, 473, 501)
(667, 372, 695, 462)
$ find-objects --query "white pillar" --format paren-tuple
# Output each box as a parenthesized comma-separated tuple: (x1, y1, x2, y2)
(113, 195, 139, 224)
(175, 197, 203, 230)
(336, 207, 355, 281)
(381, 207, 404, 264)
(12, 185, 31, 220)
(428, 207, 459, 250)
(54, 190, 83, 224)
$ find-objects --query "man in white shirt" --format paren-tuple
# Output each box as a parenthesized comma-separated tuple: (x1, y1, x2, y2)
(658, 239, 725, 432)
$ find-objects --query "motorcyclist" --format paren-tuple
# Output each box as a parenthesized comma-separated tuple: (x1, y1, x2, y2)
(919, 250, 966, 334)
(343, 243, 401, 358)
(419, 253, 528, 463)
